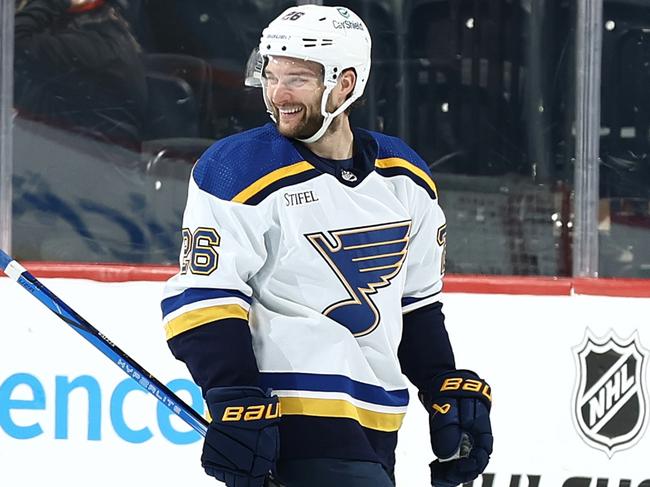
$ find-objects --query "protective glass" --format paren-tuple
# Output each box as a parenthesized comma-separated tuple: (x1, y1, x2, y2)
(244, 48, 264, 88)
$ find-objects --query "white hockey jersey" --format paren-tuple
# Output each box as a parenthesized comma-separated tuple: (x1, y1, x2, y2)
(162, 123, 446, 437)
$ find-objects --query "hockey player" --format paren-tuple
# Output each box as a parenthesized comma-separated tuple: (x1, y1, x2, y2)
(161, 5, 493, 487)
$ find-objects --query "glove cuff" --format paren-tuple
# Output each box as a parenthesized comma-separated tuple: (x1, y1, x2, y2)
(420, 369, 492, 411)
(206, 386, 281, 430)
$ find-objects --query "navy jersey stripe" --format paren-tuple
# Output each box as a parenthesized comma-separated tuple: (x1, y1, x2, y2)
(260, 372, 409, 407)
(401, 290, 441, 308)
(161, 288, 251, 317)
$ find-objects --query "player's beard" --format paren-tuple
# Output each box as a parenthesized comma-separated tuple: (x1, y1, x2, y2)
(272, 103, 324, 140)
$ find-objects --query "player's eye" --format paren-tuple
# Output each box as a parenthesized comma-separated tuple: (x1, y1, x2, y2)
(286, 76, 308, 88)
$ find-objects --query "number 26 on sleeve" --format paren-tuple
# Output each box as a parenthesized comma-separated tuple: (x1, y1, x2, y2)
(181, 227, 221, 275)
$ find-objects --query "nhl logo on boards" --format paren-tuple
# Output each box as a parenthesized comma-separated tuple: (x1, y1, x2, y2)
(572, 329, 649, 457)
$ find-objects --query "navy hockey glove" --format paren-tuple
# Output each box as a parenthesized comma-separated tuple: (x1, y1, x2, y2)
(202, 386, 281, 487)
(419, 370, 493, 487)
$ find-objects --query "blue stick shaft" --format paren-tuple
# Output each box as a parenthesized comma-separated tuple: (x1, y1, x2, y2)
(0, 249, 208, 437)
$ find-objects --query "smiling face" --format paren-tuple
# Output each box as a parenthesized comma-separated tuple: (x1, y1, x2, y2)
(263, 56, 326, 139)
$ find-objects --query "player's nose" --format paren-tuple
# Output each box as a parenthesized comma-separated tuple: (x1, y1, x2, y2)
(269, 82, 292, 106)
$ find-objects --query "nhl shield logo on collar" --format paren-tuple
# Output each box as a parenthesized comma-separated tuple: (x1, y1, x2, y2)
(572, 329, 649, 457)
(340, 169, 357, 182)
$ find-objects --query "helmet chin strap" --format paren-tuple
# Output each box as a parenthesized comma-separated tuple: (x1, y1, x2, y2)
(297, 85, 355, 144)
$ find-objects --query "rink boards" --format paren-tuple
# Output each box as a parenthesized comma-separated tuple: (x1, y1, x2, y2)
(1, 273, 650, 486)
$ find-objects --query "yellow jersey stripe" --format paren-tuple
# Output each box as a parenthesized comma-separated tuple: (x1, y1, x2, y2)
(375, 157, 438, 198)
(165, 304, 249, 340)
(279, 396, 405, 432)
(232, 161, 316, 203)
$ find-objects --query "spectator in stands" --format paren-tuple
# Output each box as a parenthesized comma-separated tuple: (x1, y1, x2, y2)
(14, 0, 147, 152)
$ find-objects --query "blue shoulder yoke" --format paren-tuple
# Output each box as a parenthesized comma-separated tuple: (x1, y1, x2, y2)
(192, 124, 313, 203)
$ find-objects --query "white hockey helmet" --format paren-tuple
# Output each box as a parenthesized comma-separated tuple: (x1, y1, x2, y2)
(250, 5, 372, 143)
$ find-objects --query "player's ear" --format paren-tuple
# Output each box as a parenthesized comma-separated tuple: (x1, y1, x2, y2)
(338, 68, 357, 99)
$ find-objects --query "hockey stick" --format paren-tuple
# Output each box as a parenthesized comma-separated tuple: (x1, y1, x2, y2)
(0, 249, 208, 437)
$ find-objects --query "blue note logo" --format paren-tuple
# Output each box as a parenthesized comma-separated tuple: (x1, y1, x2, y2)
(572, 329, 649, 457)
(306, 220, 411, 337)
